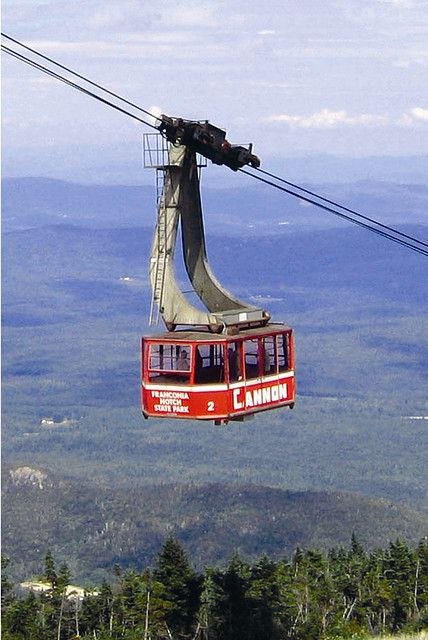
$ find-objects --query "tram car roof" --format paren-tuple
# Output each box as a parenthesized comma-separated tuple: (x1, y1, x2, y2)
(144, 323, 291, 343)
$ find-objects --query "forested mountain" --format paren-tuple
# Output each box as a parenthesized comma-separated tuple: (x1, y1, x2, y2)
(3, 467, 428, 584)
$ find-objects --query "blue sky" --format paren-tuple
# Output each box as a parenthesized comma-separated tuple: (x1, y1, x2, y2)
(2, 0, 428, 183)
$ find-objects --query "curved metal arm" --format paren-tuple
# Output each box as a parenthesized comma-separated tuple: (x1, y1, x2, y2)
(149, 143, 269, 331)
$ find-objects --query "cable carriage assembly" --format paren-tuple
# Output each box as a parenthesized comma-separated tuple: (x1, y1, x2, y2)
(141, 116, 296, 424)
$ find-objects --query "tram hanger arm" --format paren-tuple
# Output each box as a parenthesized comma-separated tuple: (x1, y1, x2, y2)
(157, 114, 260, 171)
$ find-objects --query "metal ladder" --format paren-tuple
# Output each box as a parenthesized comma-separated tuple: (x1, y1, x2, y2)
(148, 169, 168, 325)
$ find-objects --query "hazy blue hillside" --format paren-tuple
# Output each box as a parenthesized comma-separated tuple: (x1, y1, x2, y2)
(2, 199, 427, 513)
(1, 178, 154, 230)
(2, 177, 428, 233)
(3, 147, 428, 185)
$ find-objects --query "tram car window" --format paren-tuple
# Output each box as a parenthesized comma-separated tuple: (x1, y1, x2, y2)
(277, 334, 291, 371)
(262, 336, 275, 375)
(244, 339, 259, 379)
(195, 344, 224, 383)
(148, 343, 192, 384)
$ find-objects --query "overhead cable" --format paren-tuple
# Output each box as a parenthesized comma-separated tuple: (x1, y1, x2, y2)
(1, 44, 157, 130)
(256, 167, 428, 251)
(1, 32, 159, 124)
(239, 168, 428, 257)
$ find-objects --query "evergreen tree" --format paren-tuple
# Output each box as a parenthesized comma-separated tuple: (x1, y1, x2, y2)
(80, 579, 122, 638)
(197, 568, 224, 639)
(289, 547, 312, 637)
(273, 558, 297, 637)
(215, 553, 252, 640)
(57, 563, 71, 592)
(153, 537, 200, 637)
(299, 549, 336, 639)
(247, 555, 282, 640)
(330, 540, 366, 633)
(415, 536, 428, 626)
(385, 539, 414, 629)
(55, 562, 73, 640)
(361, 548, 393, 634)
(3, 591, 42, 639)
(119, 570, 151, 633)
(1, 556, 15, 614)
(38, 554, 73, 640)
(43, 550, 58, 587)
(350, 532, 365, 557)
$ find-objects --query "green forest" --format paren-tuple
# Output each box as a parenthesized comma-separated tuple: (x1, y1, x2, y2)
(2, 536, 428, 640)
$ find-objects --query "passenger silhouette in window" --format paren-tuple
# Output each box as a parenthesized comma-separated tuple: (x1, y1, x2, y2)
(228, 343, 241, 382)
(176, 349, 190, 371)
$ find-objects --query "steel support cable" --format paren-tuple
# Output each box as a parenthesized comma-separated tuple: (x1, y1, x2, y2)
(1, 31, 160, 124)
(1, 44, 158, 130)
(239, 168, 428, 257)
(256, 166, 428, 250)
(2, 35, 428, 257)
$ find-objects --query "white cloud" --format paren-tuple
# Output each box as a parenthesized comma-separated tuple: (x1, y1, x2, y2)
(376, 0, 415, 7)
(266, 107, 428, 129)
(164, 5, 218, 28)
(89, 5, 131, 29)
(23, 34, 229, 63)
(265, 109, 388, 128)
(398, 107, 428, 126)
(410, 107, 428, 121)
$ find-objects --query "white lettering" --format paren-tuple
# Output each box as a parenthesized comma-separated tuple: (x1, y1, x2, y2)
(279, 383, 287, 400)
(160, 397, 184, 406)
(262, 387, 271, 404)
(232, 383, 289, 411)
(154, 404, 171, 412)
(253, 389, 262, 406)
(151, 390, 189, 400)
(233, 388, 244, 410)
(175, 406, 189, 413)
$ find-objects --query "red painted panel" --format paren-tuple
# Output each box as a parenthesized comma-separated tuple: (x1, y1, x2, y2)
(142, 372, 295, 421)
(142, 384, 229, 419)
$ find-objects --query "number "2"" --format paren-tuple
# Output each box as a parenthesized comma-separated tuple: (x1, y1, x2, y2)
(207, 401, 215, 412)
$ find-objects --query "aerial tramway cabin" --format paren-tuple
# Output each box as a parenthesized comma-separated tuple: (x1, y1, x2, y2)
(141, 116, 296, 424)
(142, 324, 295, 424)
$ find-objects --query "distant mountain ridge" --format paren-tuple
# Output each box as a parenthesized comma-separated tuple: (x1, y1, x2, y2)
(3, 147, 428, 185)
(2, 467, 428, 583)
(2, 176, 428, 233)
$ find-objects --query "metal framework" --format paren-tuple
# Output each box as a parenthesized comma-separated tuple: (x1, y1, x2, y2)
(145, 133, 270, 332)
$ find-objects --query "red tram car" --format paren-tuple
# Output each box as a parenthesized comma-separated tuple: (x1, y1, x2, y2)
(142, 324, 295, 424)
(141, 119, 296, 424)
